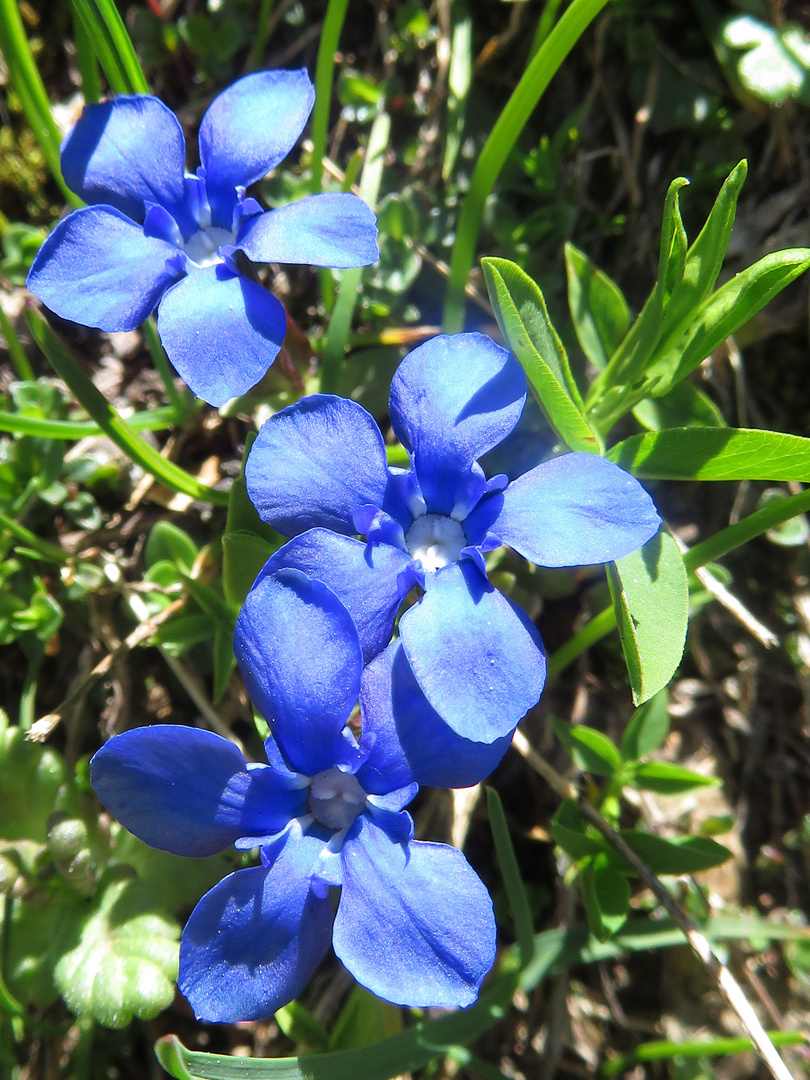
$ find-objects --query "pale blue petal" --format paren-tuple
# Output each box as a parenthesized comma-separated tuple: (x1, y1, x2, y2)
(27, 206, 182, 331)
(234, 568, 363, 776)
(179, 831, 333, 1022)
(156, 264, 286, 406)
(246, 396, 390, 537)
(389, 333, 526, 515)
(358, 640, 513, 792)
(199, 70, 315, 229)
(255, 530, 412, 662)
(240, 194, 378, 268)
(466, 452, 662, 566)
(334, 815, 496, 1007)
(89, 726, 303, 857)
(399, 561, 546, 743)
(61, 95, 193, 232)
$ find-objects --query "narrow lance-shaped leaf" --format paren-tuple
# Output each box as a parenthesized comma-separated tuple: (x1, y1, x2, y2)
(608, 426, 810, 481)
(646, 248, 810, 397)
(564, 242, 630, 371)
(482, 257, 601, 453)
(607, 530, 688, 706)
(580, 861, 631, 941)
(70, 0, 149, 95)
(632, 380, 726, 432)
(551, 717, 622, 777)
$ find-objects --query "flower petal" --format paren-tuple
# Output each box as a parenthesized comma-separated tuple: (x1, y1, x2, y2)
(89, 726, 303, 857)
(240, 194, 378, 268)
(389, 333, 526, 515)
(399, 561, 546, 743)
(256, 530, 411, 662)
(27, 206, 182, 332)
(234, 568, 363, 776)
(467, 452, 662, 567)
(334, 815, 496, 1008)
(358, 640, 513, 792)
(156, 264, 286, 406)
(179, 833, 333, 1022)
(61, 95, 192, 231)
(246, 396, 390, 537)
(199, 70, 315, 229)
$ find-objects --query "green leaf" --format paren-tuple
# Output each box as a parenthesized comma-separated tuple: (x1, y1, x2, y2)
(607, 531, 688, 706)
(632, 380, 726, 432)
(328, 986, 402, 1051)
(603, 1030, 805, 1077)
(222, 432, 281, 609)
(609, 831, 732, 876)
(54, 875, 179, 1027)
(70, 0, 150, 95)
(213, 625, 236, 704)
(580, 861, 631, 940)
(27, 310, 229, 506)
(722, 15, 810, 106)
(145, 521, 199, 571)
(275, 1001, 329, 1052)
(632, 762, 720, 795)
(487, 787, 534, 967)
(550, 717, 622, 777)
(647, 248, 810, 397)
(619, 690, 670, 761)
(759, 487, 810, 546)
(482, 257, 601, 452)
(549, 799, 607, 861)
(608, 426, 810, 481)
(564, 242, 630, 371)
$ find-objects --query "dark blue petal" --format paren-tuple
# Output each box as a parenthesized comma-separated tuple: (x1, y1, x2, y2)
(199, 70, 315, 229)
(89, 725, 301, 857)
(389, 333, 526, 515)
(27, 206, 182, 332)
(467, 452, 662, 567)
(179, 832, 333, 1022)
(156, 264, 286, 406)
(398, 561, 546, 743)
(246, 396, 390, 537)
(358, 639, 513, 792)
(234, 568, 363, 776)
(255, 530, 412, 662)
(61, 95, 193, 231)
(334, 815, 496, 1007)
(240, 194, 378, 268)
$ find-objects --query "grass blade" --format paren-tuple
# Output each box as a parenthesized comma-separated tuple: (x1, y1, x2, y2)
(27, 308, 229, 506)
(70, 0, 149, 95)
(487, 787, 535, 968)
(310, 0, 351, 194)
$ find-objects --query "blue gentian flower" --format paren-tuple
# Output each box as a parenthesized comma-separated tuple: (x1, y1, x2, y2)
(90, 569, 496, 1022)
(27, 71, 378, 406)
(245, 332, 662, 751)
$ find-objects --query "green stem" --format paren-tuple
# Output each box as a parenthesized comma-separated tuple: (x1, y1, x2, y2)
(310, 0, 350, 194)
(18, 643, 43, 730)
(549, 487, 810, 677)
(248, 0, 274, 71)
(0, 0, 79, 205)
(27, 309, 229, 507)
(602, 1032, 805, 1077)
(0, 507, 69, 563)
(0, 303, 34, 381)
(72, 4, 101, 103)
(442, 0, 609, 332)
(142, 316, 187, 421)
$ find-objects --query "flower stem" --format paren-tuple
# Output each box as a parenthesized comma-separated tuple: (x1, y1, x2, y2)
(310, 0, 351, 194)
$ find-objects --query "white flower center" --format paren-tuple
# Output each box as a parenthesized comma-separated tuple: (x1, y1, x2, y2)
(405, 513, 466, 572)
(308, 768, 367, 831)
(183, 226, 234, 268)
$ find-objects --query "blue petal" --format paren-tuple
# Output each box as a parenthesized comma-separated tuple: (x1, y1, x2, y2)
(199, 70, 315, 229)
(255, 530, 412, 662)
(234, 568, 363, 776)
(389, 333, 526, 515)
(89, 725, 302, 857)
(240, 194, 378, 268)
(61, 95, 193, 233)
(358, 640, 513, 792)
(179, 832, 333, 1022)
(156, 264, 286, 406)
(27, 206, 182, 332)
(334, 815, 496, 1007)
(398, 561, 546, 743)
(466, 452, 662, 567)
(246, 396, 390, 537)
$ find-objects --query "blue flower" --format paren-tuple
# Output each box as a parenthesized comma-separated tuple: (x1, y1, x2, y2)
(27, 71, 378, 406)
(245, 332, 662, 754)
(90, 569, 496, 1022)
